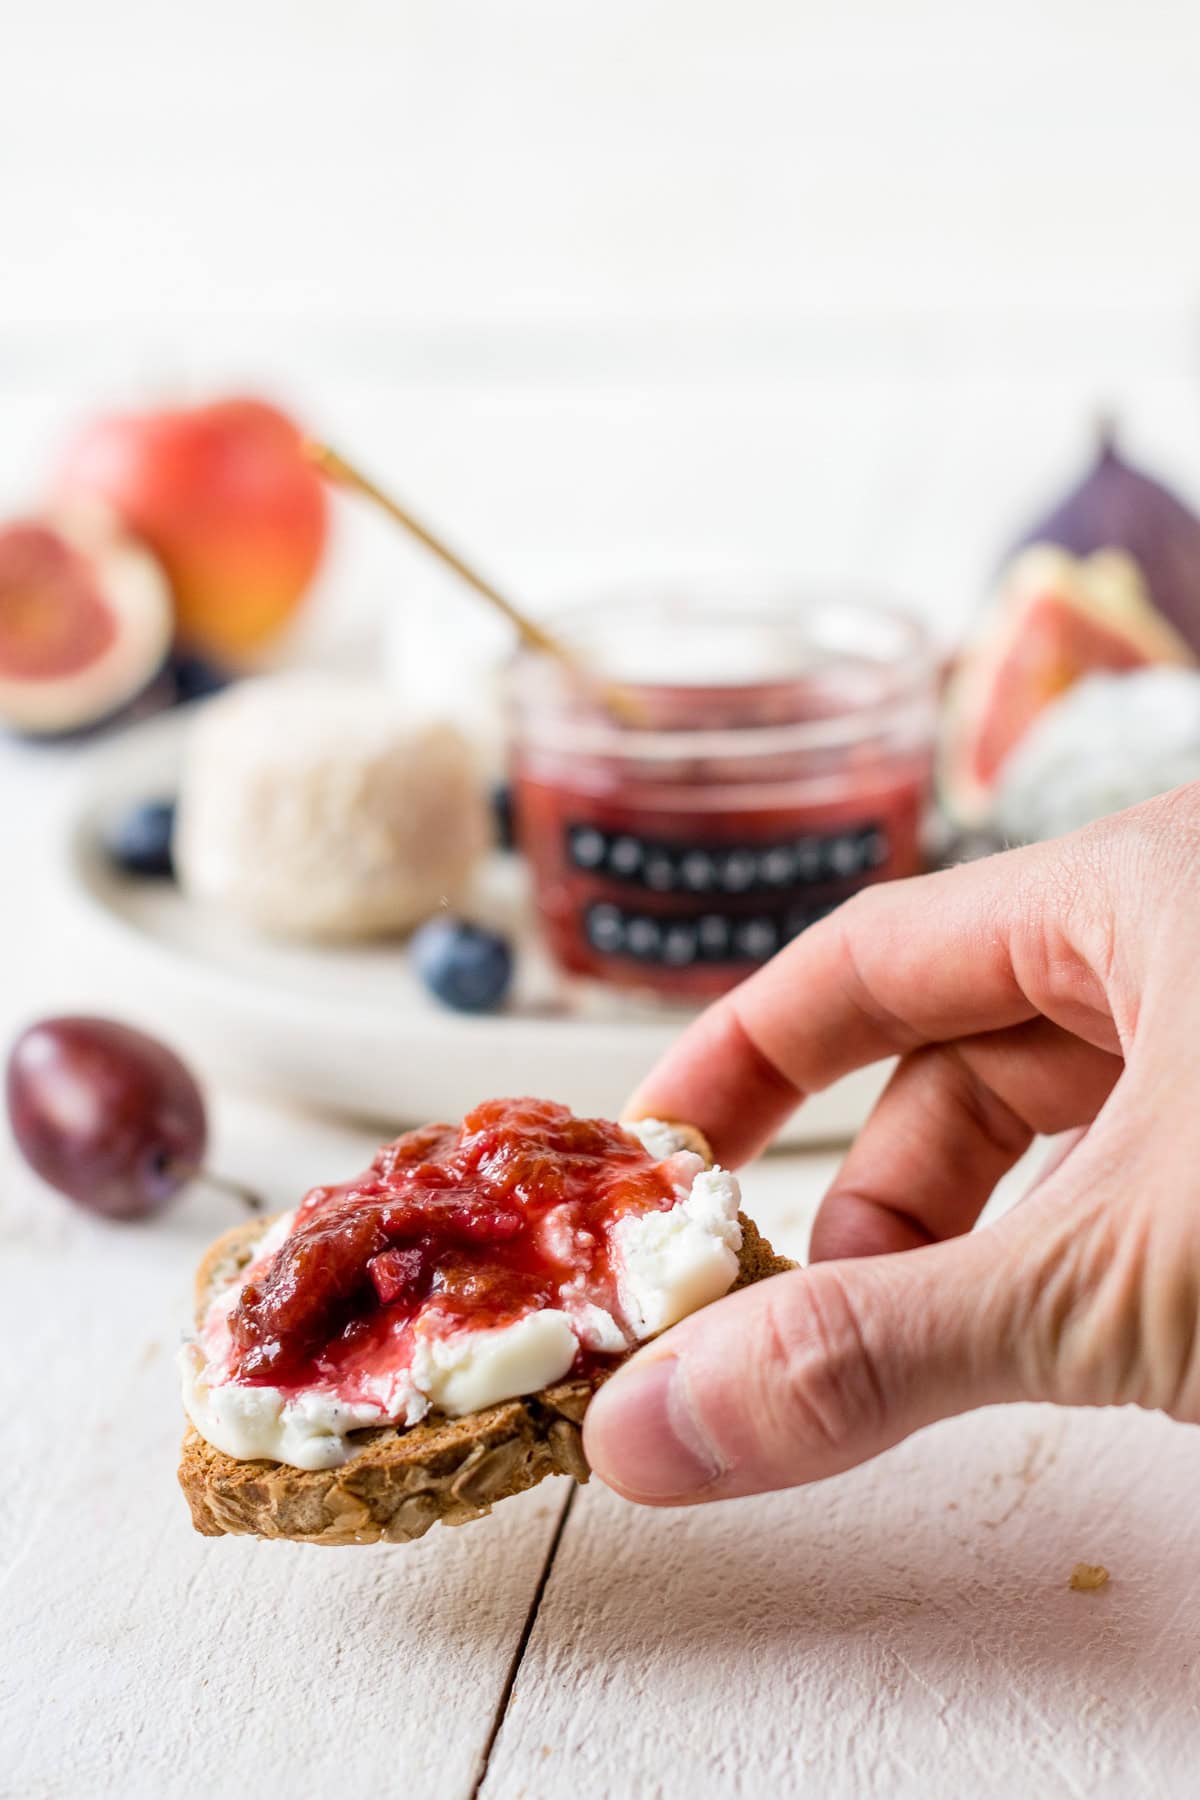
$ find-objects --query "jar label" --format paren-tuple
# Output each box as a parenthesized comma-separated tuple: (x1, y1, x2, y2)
(566, 820, 888, 897)
(584, 898, 842, 967)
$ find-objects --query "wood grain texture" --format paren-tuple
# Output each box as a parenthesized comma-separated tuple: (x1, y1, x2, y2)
(0, 1098, 568, 1800)
(0, 800, 816, 1800)
(481, 1403, 1200, 1800)
(0, 753, 1112, 1800)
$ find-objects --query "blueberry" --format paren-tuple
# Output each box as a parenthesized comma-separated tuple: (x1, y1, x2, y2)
(411, 918, 514, 1013)
(105, 799, 177, 879)
(169, 653, 232, 706)
(490, 781, 517, 853)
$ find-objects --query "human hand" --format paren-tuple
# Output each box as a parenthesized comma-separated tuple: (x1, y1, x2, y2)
(584, 787, 1200, 1505)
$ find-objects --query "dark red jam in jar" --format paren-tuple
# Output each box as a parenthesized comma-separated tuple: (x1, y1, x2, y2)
(508, 591, 937, 1001)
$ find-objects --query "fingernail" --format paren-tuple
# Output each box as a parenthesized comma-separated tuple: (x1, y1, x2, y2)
(588, 1355, 725, 1501)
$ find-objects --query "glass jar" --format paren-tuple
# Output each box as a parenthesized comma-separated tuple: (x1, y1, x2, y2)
(506, 587, 938, 1002)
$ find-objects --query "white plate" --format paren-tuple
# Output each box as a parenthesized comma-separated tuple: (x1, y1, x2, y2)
(58, 709, 890, 1146)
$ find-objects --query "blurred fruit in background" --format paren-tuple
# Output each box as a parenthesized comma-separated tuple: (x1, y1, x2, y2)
(0, 512, 172, 736)
(6, 1016, 208, 1220)
(104, 796, 177, 878)
(941, 424, 1200, 827)
(411, 917, 515, 1013)
(164, 648, 233, 706)
(1008, 424, 1200, 654)
(490, 779, 517, 852)
(942, 544, 1192, 821)
(54, 396, 329, 663)
(994, 667, 1200, 844)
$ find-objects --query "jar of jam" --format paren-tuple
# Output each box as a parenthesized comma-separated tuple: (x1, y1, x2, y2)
(507, 588, 938, 1002)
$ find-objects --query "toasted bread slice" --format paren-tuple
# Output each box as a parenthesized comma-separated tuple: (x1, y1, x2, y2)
(178, 1124, 793, 1546)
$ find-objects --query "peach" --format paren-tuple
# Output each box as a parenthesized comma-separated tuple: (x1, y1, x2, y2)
(55, 397, 329, 663)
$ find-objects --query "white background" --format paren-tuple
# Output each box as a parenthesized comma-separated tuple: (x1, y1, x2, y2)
(5, 0, 1200, 663)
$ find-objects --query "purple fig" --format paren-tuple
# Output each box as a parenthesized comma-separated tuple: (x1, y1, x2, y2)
(1008, 421, 1200, 652)
(942, 543, 1190, 822)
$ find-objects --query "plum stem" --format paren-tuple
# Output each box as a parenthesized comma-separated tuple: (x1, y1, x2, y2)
(173, 1164, 265, 1213)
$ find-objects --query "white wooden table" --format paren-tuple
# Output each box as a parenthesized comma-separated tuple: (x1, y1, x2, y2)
(3, 717, 1199, 1800)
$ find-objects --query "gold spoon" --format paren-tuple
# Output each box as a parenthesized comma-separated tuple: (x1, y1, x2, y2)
(305, 441, 639, 722)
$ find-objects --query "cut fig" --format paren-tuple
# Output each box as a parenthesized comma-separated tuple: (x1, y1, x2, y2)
(994, 667, 1200, 845)
(1009, 423, 1200, 654)
(941, 544, 1193, 822)
(0, 516, 172, 736)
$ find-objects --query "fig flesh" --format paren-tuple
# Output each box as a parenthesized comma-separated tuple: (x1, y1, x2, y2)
(0, 516, 172, 736)
(1010, 425, 1200, 653)
(942, 544, 1192, 822)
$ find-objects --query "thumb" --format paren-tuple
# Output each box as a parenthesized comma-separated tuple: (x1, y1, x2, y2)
(583, 1220, 1048, 1506)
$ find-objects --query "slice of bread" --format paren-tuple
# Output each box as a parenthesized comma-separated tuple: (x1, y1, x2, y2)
(178, 1124, 793, 1546)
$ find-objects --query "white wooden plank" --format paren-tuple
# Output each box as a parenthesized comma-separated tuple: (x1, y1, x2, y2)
(481, 1402, 1200, 1799)
(0, 1099, 568, 1800)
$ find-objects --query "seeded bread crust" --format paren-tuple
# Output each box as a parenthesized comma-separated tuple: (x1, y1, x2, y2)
(178, 1123, 794, 1545)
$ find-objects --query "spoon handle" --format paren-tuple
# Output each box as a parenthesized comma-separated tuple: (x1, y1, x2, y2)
(306, 442, 564, 660)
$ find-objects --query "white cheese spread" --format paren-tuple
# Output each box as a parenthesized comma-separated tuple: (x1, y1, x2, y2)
(179, 1117, 741, 1469)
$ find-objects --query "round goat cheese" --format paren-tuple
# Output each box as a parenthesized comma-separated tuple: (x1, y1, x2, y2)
(175, 673, 490, 940)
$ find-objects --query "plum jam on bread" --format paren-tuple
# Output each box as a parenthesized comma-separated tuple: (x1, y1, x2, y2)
(179, 1099, 791, 1545)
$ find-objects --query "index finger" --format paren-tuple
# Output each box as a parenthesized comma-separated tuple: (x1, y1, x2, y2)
(626, 837, 1107, 1165)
